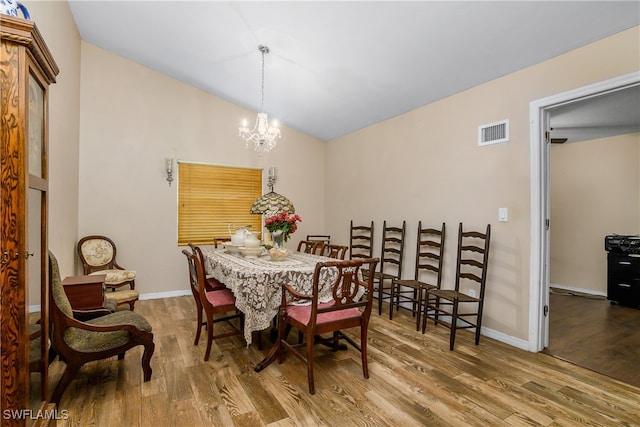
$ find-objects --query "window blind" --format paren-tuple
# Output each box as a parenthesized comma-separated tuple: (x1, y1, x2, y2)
(177, 163, 263, 245)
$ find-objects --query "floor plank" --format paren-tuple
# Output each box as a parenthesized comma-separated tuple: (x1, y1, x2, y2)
(37, 296, 639, 426)
(546, 290, 640, 388)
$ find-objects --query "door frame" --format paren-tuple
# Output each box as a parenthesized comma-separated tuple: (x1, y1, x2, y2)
(528, 71, 640, 352)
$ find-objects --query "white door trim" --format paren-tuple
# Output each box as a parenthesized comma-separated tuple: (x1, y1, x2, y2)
(528, 71, 640, 352)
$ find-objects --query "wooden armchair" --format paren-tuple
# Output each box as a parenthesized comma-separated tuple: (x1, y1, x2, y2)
(48, 251, 154, 404)
(276, 257, 379, 394)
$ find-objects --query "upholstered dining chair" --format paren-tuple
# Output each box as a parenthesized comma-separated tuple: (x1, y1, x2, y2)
(323, 244, 349, 260)
(213, 237, 230, 248)
(48, 251, 154, 404)
(276, 257, 379, 395)
(182, 249, 243, 361)
(306, 234, 331, 245)
(77, 235, 139, 310)
(188, 243, 226, 292)
(390, 222, 445, 329)
(186, 243, 227, 346)
(297, 239, 325, 255)
(422, 223, 491, 350)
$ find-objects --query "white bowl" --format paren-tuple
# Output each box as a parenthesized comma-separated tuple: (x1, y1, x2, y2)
(269, 247, 288, 261)
(224, 243, 242, 254)
(244, 238, 262, 248)
(241, 247, 262, 258)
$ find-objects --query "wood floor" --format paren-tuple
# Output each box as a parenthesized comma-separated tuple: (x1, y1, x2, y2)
(35, 296, 640, 426)
(545, 290, 640, 389)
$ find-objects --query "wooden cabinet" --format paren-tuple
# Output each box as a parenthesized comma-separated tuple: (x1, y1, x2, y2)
(607, 253, 640, 307)
(62, 275, 107, 310)
(1, 15, 58, 424)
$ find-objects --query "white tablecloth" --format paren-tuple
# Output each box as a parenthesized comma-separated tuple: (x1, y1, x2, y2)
(204, 248, 337, 345)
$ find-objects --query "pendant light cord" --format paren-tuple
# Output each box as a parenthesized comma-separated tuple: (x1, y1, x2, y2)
(259, 45, 268, 113)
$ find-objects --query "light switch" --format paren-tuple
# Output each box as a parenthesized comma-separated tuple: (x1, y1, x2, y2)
(499, 208, 508, 222)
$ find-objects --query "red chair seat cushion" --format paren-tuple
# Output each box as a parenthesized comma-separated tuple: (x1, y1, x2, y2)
(206, 277, 226, 291)
(286, 302, 362, 326)
(205, 289, 236, 306)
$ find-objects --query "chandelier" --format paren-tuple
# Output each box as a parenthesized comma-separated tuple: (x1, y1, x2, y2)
(239, 45, 281, 153)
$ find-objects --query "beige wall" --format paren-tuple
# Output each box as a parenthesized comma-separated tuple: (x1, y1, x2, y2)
(24, 1, 81, 307)
(550, 134, 640, 294)
(27, 1, 639, 346)
(77, 43, 325, 296)
(325, 27, 640, 343)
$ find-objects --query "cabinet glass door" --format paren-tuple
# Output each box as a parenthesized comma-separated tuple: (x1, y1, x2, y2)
(28, 74, 44, 178)
(27, 67, 49, 406)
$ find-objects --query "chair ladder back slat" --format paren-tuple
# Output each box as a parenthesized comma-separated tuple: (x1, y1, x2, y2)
(349, 220, 374, 260)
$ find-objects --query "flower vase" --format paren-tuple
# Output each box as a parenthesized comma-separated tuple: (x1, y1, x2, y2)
(272, 232, 285, 249)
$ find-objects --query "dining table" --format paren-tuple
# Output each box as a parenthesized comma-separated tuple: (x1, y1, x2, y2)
(203, 247, 339, 346)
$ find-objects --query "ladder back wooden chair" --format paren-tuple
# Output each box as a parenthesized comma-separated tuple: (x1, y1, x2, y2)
(422, 223, 491, 350)
(391, 222, 445, 329)
(349, 220, 374, 261)
(77, 235, 139, 310)
(48, 251, 154, 404)
(372, 220, 406, 315)
(182, 249, 243, 361)
(275, 258, 379, 394)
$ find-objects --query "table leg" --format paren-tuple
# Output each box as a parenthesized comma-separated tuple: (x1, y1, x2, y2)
(254, 331, 349, 373)
(254, 342, 279, 372)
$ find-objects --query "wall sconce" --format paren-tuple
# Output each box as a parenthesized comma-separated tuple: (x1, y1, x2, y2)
(165, 158, 174, 187)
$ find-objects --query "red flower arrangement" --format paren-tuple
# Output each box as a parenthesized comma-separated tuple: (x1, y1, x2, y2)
(265, 212, 302, 242)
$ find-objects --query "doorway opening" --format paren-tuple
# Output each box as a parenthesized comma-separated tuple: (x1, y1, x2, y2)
(528, 71, 640, 352)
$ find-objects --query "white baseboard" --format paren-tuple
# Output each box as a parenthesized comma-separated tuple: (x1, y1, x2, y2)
(138, 290, 191, 300)
(29, 289, 191, 313)
(32, 289, 531, 351)
(481, 326, 529, 351)
(425, 314, 530, 351)
(549, 283, 606, 297)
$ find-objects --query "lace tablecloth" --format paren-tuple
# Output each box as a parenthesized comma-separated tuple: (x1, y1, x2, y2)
(204, 248, 337, 345)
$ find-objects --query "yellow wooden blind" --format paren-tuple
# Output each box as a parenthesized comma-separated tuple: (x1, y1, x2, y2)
(178, 163, 263, 245)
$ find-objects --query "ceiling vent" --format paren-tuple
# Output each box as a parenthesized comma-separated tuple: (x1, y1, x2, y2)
(478, 119, 509, 146)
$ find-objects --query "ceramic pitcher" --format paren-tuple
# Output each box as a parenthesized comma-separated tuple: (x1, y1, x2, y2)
(0, 0, 30, 19)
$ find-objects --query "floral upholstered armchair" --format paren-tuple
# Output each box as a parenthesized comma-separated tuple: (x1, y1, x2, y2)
(48, 251, 154, 404)
(77, 235, 139, 310)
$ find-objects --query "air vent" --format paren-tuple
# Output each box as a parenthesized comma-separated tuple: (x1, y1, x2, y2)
(478, 119, 509, 146)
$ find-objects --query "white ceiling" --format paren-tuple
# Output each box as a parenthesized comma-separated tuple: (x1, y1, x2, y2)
(548, 85, 640, 144)
(68, 1, 640, 142)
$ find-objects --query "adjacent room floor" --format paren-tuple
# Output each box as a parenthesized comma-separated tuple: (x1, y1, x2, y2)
(545, 289, 640, 388)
